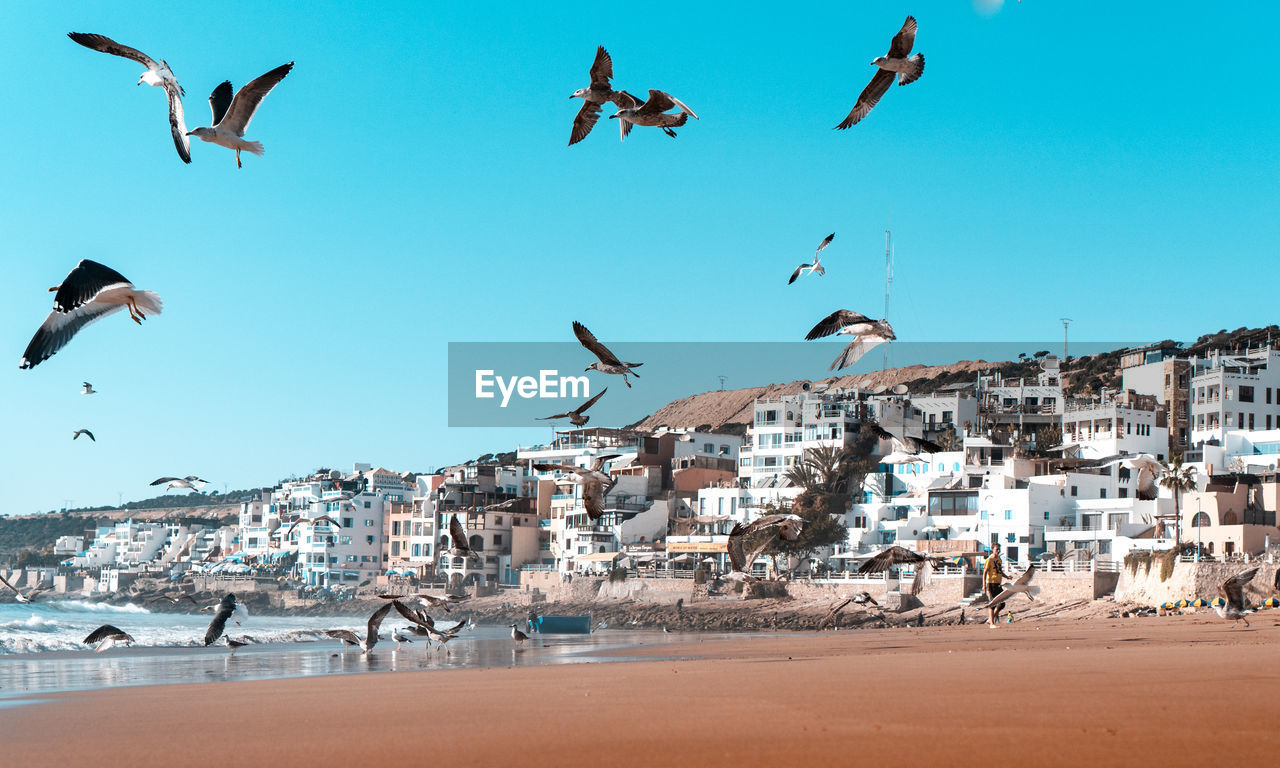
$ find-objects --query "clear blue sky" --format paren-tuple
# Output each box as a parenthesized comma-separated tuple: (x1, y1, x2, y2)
(2, 1, 1277, 514)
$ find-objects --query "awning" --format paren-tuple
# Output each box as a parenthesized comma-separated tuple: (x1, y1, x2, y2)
(574, 552, 621, 563)
(670, 553, 696, 563)
(828, 551, 873, 560)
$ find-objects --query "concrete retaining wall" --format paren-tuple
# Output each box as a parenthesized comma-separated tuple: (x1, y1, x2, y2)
(1116, 558, 1278, 606)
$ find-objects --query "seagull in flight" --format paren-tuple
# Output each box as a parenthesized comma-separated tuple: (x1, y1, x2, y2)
(804, 310, 896, 371)
(987, 564, 1040, 607)
(610, 89, 698, 140)
(865, 422, 944, 458)
(725, 522, 774, 581)
(187, 62, 294, 168)
(81, 382, 96, 395)
(1215, 567, 1259, 627)
(151, 476, 207, 492)
(857, 545, 947, 575)
(285, 515, 342, 538)
(788, 233, 835, 285)
(569, 46, 631, 145)
(67, 32, 191, 163)
(836, 16, 925, 129)
(537, 388, 607, 426)
(84, 624, 136, 653)
(445, 514, 482, 563)
(19, 260, 162, 370)
(1077, 453, 1165, 501)
(818, 592, 879, 630)
(203, 593, 241, 646)
(73, 429, 95, 442)
(147, 593, 199, 608)
(531, 454, 620, 519)
(0, 573, 44, 604)
(574, 321, 642, 387)
(324, 602, 397, 654)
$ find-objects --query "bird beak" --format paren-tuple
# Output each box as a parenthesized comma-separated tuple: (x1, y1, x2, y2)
(608, 114, 617, 119)
(185, 130, 193, 136)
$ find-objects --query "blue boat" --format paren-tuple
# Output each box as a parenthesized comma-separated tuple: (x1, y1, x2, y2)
(533, 614, 592, 634)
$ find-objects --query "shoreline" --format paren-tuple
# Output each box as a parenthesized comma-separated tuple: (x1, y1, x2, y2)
(2, 617, 1277, 766)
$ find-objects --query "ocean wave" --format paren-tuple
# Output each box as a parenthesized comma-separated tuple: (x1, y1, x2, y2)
(45, 599, 152, 614)
(0, 614, 61, 632)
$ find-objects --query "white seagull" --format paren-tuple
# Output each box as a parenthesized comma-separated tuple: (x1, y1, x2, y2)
(987, 564, 1040, 607)
(67, 32, 191, 163)
(187, 62, 294, 168)
(537, 388, 607, 427)
(19, 260, 162, 370)
(84, 624, 136, 653)
(610, 89, 699, 140)
(151, 476, 207, 492)
(788, 233, 835, 285)
(574, 321, 642, 387)
(531, 454, 620, 520)
(804, 310, 896, 371)
(836, 16, 925, 129)
(0, 573, 42, 603)
(81, 381, 96, 395)
(1215, 567, 1259, 628)
(1080, 453, 1164, 501)
(323, 602, 397, 653)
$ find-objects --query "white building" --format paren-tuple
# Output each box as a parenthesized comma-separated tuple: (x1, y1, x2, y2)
(1061, 394, 1169, 460)
(1190, 348, 1280, 450)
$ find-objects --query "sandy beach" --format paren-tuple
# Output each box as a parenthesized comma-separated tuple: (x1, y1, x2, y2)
(3, 615, 1277, 767)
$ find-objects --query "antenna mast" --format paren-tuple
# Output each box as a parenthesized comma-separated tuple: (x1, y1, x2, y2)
(1060, 318, 1072, 360)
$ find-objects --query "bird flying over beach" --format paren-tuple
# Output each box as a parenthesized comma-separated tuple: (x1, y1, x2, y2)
(726, 522, 774, 581)
(531, 454, 620, 519)
(146, 593, 199, 608)
(446, 514, 482, 562)
(818, 592, 879, 630)
(187, 62, 293, 168)
(285, 515, 342, 538)
(203, 593, 240, 646)
(987, 564, 1040, 607)
(81, 382, 96, 395)
(73, 429, 95, 442)
(0, 573, 44, 604)
(323, 601, 396, 653)
(610, 89, 698, 140)
(1215, 567, 1259, 627)
(537, 388, 607, 426)
(858, 545, 947, 574)
(1077, 453, 1164, 501)
(788, 233, 835, 285)
(84, 624, 136, 653)
(569, 46, 631, 145)
(865, 422, 944, 458)
(574, 321, 642, 387)
(805, 310, 896, 371)
(19, 260, 162, 370)
(67, 32, 191, 163)
(836, 16, 925, 129)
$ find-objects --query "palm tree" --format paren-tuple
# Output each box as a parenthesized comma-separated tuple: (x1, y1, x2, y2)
(1158, 454, 1198, 546)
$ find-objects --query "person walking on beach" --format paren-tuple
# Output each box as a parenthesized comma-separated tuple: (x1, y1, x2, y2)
(983, 543, 1013, 627)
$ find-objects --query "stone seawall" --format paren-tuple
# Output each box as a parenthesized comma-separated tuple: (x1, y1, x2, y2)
(1116, 558, 1278, 606)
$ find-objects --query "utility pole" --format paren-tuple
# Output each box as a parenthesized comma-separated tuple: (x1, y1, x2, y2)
(717, 375, 727, 391)
(884, 224, 893, 370)
(1060, 318, 1072, 360)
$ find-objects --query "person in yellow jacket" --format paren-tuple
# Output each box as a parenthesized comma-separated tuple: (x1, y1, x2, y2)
(983, 543, 1013, 627)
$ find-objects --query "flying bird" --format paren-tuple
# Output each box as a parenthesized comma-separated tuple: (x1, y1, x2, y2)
(1215, 567, 1259, 627)
(81, 382, 96, 395)
(187, 62, 293, 168)
(537, 388, 607, 426)
(726, 522, 774, 581)
(19, 260, 162, 370)
(323, 601, 396, 653)
(392, 601, 462, 650)
(203, 593, 240, 646)
(573, 321, 642, 387)
(531, 454, 620, 519)
(818, 592, 879, 630)
(857, 545, 947, 575)
(146, 593, 199, 607)
(836, 16, 925, 129)
(151, 476, 205, 492)
(0, 573, 42, 603)
(987, 564, 1040, 607)
(804, 310, 896, 371)
(446, 514, 481, 563)
(740, 513, 805, 543)
(788, 233, 835, 285)
(610, 89, 699, 140)
(73, 429, 95, 442)
(1078, 453, 1164, 501)
(84, 624, 136, 653)
(67, 32, 191, 163)
(285, 515, 342, 538)
(569, 46, 631, 145)
(865, 422, 944, 457)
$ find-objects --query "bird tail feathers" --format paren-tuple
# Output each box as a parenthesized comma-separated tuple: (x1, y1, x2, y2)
(243, 141, 265, 157)
(898, 54, 924, 86)
(132, 290, 164, 316)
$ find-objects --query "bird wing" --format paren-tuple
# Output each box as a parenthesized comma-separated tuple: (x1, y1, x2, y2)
(787, 264, 809, 285)
(533, 462, 581, 474)
(218, 62, 293, 135)
(392, 600, 434, 630)
(582, 476, 607, 520)
(815, 233, 836, 255)
(909, 560, 933, 596)
(0, 573, 23, 596)
(449, 515, 468, 550)
(588, 46, 613, 90)
(740, 514, 801, 538)
(537, 410, 574, 421)
(150, 477, 182, 485)
(67, 33, 158, 70)
(573, 388, 608, 416)
(365, 601, 396, 647)
(20, 303, 126, 370)
(667, 93, 698, 119)
(1014, 563, 1037, 586)
(52, 259, 134, 313)
(203, 594, 236, 646)
(836, 69, 894, 130)
(829, 336, 889, 371)
(635, 89, 677, 116)
(164, 80, 191, 163)
(590, 453, 622, 473)
(84, 624, 131, 645)
(569, 99, 603, 146)
(726, 523, 747, 572)
(612, 90, 641, 110)
(858, 545, 936, 574)
(888, 16, 919, 58)
(819, 598, 855, 629)
(324, 629, 361, 645)
(1221, 568, 1259, 610)
(572, 321, 624, 366)
(314, 515, 341, 528)
(207, 80, 234, 126)
(805, 309, 873, 340)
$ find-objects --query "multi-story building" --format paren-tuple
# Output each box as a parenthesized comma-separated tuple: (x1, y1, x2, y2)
(1060, 392, 1169, 460)
(976, 356, 1064, 436)
(1120, 345, 1190, 455)
(1189, 348, 1280, 453)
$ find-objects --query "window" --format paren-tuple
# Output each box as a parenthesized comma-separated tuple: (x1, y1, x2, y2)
(365, 535, 374, 545)
(340, 536, 352, 545)
(1100, 489, 1106, 499)
(1003, 509, 1012, 521)
(493, 534, 503, 546)
(364, 519, 374, 527)
(1070, 486, 1078, 497)
(1119, 488, 1128, 498)
(342, 517, 353, 528)
(1239, 385, 1255, 403)
(704, 443, 714, 453)
(364, 501, 371, 509)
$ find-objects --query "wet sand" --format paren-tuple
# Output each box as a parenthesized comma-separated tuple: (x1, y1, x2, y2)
(2, 615, 1277, 766)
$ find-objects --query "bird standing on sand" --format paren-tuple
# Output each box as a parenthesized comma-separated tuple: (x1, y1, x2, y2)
(574, 322, 642, 387)
(223, 636, 248, 655)
(67, 32, 191, 163)
(1215, 567, 1259, 627)
(73, 429, 95, 442)
(805, 310, 896, 371)
(788, 233, 835, 285)
(610, 89, 698, 140)
(510, 623, 530, 649)
(84, 624, 136, 653)
(81, 382, 96, 395)
(537, 388, 607, 427)
(187, 62, 293, 168)
(19, 260, 162, 370)
(532, 454, 620, 520)
(323, 601, 396, 654)
(836, 16, 925, 129)
(569, 46, 631, 145)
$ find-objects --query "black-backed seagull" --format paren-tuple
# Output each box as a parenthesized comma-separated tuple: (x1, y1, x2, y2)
(610, 89, 698, 140)
(804, 310, 896, 371)
(81, 381, 96, 395)
(84, 624, 136, 653)
(569, 46, 631, 145)
(531, 454, 620, 520)
(537, 387, 607, 426)
(573, 321, 642, 387)
(187, 62, 293, 168)
(857, 545, 947, 574)
(788, 233, 835, 285)
(19, 260, 162, 370)
(202, 593, 240, 646)
(73, 429, 95, 442)
(1216, 567, 1259, 627)
(836, 16, 925, 129)
(67, 32, 191, 163)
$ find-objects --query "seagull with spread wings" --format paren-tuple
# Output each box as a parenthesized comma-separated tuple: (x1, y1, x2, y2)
(858, 545, 947, 575)
(84, 624, 136, 653)
(987, 564, 1040, 608)
(725, 522, 775, 581)
(19, 260, 162, 370)
(1076, 453, 1164, 501)
(804, 310, 896, 371)
(324, 601, 397, 653)
(537, 388, 607, 426)
(151, 476, 206, 492)
(187, 62, 294, 167)
(569, 46, 631, 145)
(531, 454, 620, 519)
(788, 233, 835, 285)
(836, 16, 925, 129)
(285, 515, 342, 539)
(81, 382, 96, 395)
(818, 592, 879, 630)
(574, 321, 642, 387)
(610, 89, 698, 140)
(73, 429, 95, 442)
(146, 593, 199, 608)
(202, 593, 241, 646)
(67, 32, 191, 163)
(1215, 567, 1259, 627)
(445, 514, 482, 563)
(0, 573, 42, 604)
